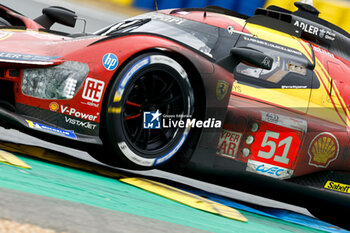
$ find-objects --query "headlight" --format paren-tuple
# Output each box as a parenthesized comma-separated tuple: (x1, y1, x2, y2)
(22, 61, 89, 99)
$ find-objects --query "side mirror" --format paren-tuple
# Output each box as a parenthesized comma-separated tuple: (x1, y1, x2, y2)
(34, 6, 77, 29)
(231, 47, 273, 70)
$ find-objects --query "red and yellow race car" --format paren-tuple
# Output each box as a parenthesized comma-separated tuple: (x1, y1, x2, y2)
(0, 1, 349, 227)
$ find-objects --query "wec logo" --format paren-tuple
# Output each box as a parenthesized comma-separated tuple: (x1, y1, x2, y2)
(247, 160, 294, 179)
(256, 165, 285, 177)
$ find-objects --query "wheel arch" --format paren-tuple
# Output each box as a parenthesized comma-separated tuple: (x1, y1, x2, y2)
(98, 47, 206, 168)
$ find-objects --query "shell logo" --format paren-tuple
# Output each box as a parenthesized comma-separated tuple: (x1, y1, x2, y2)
(49, 102, 59, 112)
(308, 132, 339, 168)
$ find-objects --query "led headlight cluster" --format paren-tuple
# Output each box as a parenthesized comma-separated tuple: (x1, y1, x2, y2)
(22, 61, 89, 99)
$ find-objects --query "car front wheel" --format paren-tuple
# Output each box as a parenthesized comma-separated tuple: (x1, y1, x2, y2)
(101, 52, 194, 169)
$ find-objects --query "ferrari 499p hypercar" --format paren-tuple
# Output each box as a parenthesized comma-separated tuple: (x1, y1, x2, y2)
(0, 1, 349, 227)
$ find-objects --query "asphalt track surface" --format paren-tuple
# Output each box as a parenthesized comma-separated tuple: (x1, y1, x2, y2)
(0, 188, 208, 233)
(2, 148, 334, 233)
(0, 0, 329, 232)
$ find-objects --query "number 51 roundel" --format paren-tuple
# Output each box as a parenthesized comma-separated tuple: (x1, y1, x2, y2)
(249, 121, 302, 178)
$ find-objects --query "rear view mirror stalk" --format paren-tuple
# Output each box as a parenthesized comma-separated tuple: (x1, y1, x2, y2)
(34, 6, 77, 29)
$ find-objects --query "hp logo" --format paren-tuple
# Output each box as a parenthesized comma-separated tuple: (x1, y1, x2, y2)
(103, 53, 119, 71)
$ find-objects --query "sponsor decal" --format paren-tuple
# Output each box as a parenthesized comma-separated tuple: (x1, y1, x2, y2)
(294, 20, 319, 36)
(293, 20, 336, 41)
(26, 120, 76, 139)
(262, 112, 279, 124)
(243, 36, 302, 56)
(319, 28, 325, 38)
(150, 13, 185, 25)
(308, 132, 339, 168)
(216, 80, 229, 101)
(64, 117, 97, 130)
(102, 53, 118, 71)
(261, 111, 307, 132)
(325, 31, 336, 41)
(143, 111, 221, 129)
(60, 105, 99, 121)
(216, 129, 242, 159)
(312, 45, 335, 58)
(82, 101, 100, 108)
(281, 85, 307, 89)
(82, 78, 105, 103)
(0, 51, 59, 61)
(232, 83, 242, 93)
(324, 181, 350, 194)
(49, 102, 59, 111)
(49, 103, 99, 121)
(250, 123, 301, 171)
(246, 160, 293, 179)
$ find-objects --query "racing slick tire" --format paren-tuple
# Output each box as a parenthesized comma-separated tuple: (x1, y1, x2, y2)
(99, 52, 194, 169)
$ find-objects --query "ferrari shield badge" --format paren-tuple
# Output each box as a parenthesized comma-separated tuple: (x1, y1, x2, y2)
(308, 132, 339, 168)
(216, 80, 229, 101)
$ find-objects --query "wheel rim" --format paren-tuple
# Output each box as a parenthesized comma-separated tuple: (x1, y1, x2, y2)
(121, 69, 186, 155)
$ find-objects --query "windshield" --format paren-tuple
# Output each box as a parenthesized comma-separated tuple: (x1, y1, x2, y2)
(94, 13, 220, 58)
(94, 18, 151, 35)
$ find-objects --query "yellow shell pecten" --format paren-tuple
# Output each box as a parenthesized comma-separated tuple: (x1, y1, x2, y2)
(311, 136, 336, 164)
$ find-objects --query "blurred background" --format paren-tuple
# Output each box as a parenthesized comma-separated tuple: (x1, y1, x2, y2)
(4, 0, 350, 34)
(106, 0, 350, 32)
